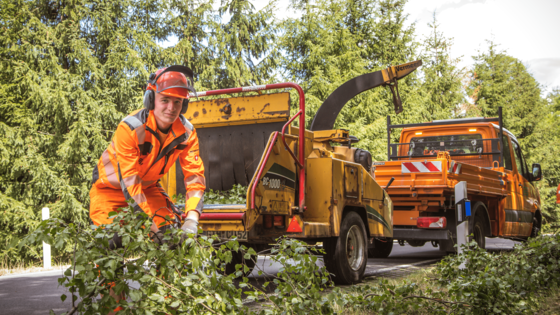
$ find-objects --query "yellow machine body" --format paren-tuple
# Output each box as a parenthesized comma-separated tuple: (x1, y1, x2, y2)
(161, 92, 393, 243)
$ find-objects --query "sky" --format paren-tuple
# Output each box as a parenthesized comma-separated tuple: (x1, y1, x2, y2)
(405, 0, 560, 95)
(248, 0, 560, 95)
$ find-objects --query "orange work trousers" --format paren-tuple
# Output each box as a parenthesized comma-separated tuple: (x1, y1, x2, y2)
(90, 184, 175, 228)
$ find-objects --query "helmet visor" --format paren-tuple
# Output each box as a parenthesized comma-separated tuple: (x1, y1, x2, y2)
(154, 72, 190, 99)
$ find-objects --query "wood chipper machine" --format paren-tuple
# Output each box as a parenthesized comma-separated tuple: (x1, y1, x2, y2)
(161, 61, 422, 284)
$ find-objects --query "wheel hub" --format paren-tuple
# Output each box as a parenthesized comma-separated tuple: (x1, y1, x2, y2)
(346, 225, 365, 271)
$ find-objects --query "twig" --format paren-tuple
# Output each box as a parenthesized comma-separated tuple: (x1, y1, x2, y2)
(363, 289, 395, 300)
(37, 131, 55, 136)
(402, 295, 470, 308)
(242, 280, 282, 310)
(257, 248, 272, 255)
(154, 276, 218, 314)
(67, 277, 106, 315)
(363, 293, 382, 299)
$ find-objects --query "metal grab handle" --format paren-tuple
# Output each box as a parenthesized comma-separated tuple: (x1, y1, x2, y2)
(251, 132, 279, 209)
(386, 177, 395, 190)
(281, 109, 304, 168)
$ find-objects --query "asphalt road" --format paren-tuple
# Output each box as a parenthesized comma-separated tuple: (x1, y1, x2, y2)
(0, 238, 518, 315)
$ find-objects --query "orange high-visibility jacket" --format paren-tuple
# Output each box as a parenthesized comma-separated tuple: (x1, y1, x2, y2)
(91, 108, 206, 217)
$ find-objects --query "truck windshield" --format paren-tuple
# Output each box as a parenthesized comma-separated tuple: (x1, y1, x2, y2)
(407, 134, 483, 156)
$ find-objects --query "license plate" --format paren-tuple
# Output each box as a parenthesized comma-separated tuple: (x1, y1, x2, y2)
(200, 230, 248, 241)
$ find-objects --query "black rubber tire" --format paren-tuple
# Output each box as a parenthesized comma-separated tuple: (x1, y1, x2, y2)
(224, 248, 256, 277)
(530, 217, 540, 238)
(439, 239, 456, 253)
(470, 214, 486, 249)
(323, 212, 368, 285)
(406, 240, 427, 247)
(368, 238, 393, 258)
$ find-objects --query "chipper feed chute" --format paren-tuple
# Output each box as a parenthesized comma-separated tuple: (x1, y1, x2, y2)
(310, 60, 422, 131)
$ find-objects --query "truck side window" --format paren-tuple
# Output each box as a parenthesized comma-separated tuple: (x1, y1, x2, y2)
(512, 141, 528, 179)
(501, 135, 513, 170)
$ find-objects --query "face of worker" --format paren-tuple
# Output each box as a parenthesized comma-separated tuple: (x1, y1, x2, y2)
(153, 92, 183, 131)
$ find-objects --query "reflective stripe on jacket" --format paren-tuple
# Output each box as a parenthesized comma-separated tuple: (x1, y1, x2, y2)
(91, 108, 205, 216)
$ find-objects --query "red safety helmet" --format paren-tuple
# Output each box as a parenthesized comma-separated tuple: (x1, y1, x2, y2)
(144, 66, 196, 114)
(146, 68, 190, 99)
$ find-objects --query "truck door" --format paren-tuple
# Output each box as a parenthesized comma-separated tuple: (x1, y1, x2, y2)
(500, 135, 518, 236)
(511, 140, 534, 236)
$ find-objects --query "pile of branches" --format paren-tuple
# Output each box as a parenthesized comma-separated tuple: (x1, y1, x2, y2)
(22, 207, 560, 314)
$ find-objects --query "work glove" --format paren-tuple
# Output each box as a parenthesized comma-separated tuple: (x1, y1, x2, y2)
(108, 232, 124, 250)
(150, 225, 172, 245)
(181, 218, 199, 238)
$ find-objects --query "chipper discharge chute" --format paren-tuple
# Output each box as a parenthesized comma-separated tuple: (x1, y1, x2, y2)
(162, 61, 422, 284)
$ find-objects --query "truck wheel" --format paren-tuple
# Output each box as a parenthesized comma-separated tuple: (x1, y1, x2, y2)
(323, 212, 368, 285)
(406, 240, 426, 247)
(530, 217, 540, 238)
(439, 239, 456, 253)
(470, 214, 486, 249)
(368, 238, 393, 258)
(224, 248, 256, 277)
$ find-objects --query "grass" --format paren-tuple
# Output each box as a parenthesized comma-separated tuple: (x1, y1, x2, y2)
(335, 266, 444, 314)
(535, 286, 560, 315)
(335, 265, 560, 315)
(0, 256, 71, 277)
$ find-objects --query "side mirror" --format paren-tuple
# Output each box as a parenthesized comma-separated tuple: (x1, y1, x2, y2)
(531, 163, 542, 181)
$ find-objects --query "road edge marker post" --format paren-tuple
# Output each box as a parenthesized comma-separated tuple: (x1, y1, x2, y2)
(455, 181, 470, 270)
(42, 207, 51, 269)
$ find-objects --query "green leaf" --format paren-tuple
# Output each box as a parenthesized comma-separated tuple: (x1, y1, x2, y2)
(129, 290, 142, 302)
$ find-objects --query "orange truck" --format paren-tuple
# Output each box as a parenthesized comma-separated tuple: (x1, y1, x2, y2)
(373, 108, 543, 252)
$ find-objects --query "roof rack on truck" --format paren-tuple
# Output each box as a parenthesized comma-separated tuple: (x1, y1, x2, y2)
(386, 107, 505, 168)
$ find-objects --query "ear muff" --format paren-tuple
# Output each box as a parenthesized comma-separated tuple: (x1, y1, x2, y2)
(181, 98, 189, 114)
(144, 88, 189, 114)
(143, 89, 155, 110)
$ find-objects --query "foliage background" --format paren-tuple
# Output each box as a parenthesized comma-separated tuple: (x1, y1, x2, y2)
(1, 0, 559, 264)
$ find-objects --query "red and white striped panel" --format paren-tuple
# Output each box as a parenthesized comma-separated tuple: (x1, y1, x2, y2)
(402, 161, 442, 173)
(448, 161, 462, 175)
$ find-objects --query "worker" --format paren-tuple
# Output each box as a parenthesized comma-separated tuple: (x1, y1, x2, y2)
(89, 65, 206, 240)
(89, 66, 205, 314)
(556, 183, 560, 204)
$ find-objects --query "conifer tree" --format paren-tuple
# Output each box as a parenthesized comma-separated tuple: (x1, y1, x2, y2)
(532, 89, 560, 223)
(0, 0, 277, 264)
(281, 0, 368, 122)
(467, 42, 558, 221)
(549, 88, 560, 112)
(281, 0, 424, 160)
(212, 0, 278, 87)
(419, 13, 465, 121)
(467, 42, 545, 141)
(164, 0, 278, 90)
